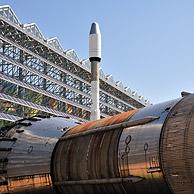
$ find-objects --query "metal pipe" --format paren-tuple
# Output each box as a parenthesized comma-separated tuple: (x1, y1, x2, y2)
(60, 116, 159, 141)
(54, 176, 144, 185)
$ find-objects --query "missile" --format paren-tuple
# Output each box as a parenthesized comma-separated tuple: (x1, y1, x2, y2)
(4, 94, 194, 194)
(51, 94, 194, 194)
(89, 22, 101, 120)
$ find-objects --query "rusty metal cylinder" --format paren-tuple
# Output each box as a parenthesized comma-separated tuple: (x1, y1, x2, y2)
(51, 94, 194, 194)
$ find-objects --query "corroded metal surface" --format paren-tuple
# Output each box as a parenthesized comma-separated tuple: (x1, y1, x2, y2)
(65, 110, 137, 135)
(51, 110, 136, 194)
(160, 94, 194, 194)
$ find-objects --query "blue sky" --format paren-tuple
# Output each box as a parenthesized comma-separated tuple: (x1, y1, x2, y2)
(1, 0, 194, 104)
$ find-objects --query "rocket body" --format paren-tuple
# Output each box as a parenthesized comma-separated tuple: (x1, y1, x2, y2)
(52, 94, 194, 194)
(89, 22, 101, 120)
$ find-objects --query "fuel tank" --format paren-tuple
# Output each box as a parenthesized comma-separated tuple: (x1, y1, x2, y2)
(0, 116, 79, 194)
(51, 94, 194, 194)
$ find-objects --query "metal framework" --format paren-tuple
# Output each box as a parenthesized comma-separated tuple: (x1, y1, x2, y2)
(0, 5, 151, 125)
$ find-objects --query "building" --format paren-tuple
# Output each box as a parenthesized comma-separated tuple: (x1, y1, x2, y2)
(0, 5, 151, 126)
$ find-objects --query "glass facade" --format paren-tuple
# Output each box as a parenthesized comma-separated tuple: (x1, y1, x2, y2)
(0, 5, 151, 126)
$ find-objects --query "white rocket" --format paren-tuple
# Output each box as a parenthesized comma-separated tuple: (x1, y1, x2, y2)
(89, 22, 101, 120)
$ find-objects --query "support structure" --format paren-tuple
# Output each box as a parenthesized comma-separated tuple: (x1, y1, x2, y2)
(0, 5, 151, 126)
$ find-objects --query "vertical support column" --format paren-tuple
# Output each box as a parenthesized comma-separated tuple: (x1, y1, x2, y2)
(1, 41, 5, 73)
(105, 93, 109, 114)
(78, 81, 83, 118)
(90, 60, 100, 120)
(42, 62, 48, 107)
(16, 49, 24, 117)
(59, 72, 67, 112)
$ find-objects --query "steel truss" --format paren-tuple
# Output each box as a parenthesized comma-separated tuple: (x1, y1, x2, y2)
(0, 8, 150, 122)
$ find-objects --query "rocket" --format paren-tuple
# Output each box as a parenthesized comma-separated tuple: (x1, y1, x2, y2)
(89, 22, 101, 120)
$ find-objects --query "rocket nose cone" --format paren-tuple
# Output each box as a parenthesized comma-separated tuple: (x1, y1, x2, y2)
(89, 22, 101, 35)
